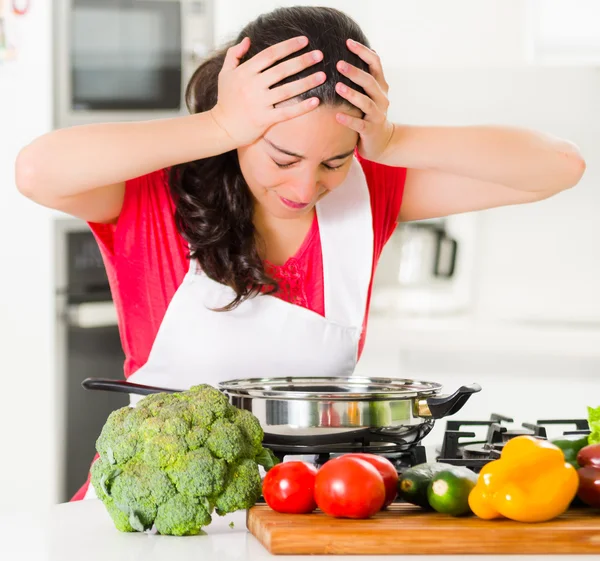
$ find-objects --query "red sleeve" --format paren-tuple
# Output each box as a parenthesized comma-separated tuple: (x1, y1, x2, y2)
(356, 155, 407, 359)
(357, 154, 407, 262)
(87, 169, 188, 377)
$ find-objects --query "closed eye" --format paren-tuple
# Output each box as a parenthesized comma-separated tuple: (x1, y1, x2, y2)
(273, 160, 346, 171)
(273, 161, 295, 169)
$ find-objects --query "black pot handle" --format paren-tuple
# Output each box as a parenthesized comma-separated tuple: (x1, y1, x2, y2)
(425, 383, 482, 419)
(81, 377, 182, 396)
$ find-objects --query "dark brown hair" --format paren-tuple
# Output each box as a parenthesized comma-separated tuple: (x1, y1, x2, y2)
(169, 6, 371, 310)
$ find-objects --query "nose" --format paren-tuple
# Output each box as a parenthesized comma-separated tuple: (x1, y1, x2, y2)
(288, 169, 321, 203)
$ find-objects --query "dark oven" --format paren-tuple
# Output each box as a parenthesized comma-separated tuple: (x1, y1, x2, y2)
(54, 218, 129, 502)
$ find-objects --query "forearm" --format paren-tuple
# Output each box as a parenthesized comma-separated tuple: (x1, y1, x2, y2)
(16, 110, 236, 198)
(381, 124, 585, 193)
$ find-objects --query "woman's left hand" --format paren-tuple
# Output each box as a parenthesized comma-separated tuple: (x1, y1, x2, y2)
(335, 39, 395, 163)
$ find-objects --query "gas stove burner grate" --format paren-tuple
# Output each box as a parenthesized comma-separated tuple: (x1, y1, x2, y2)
(262, 424, 433, 452)
(261, 427, 430, 468)
(437, 413, 591, 472)
(266, 440, 420, 457)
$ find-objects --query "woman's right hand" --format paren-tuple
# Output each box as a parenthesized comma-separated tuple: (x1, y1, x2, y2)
(210, 36, 326, 147)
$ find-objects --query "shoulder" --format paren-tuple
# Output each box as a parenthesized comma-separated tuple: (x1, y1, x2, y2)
(356, 152, 407, 220)
(88, 167, 183, 259)
(356, 152, 407, 192)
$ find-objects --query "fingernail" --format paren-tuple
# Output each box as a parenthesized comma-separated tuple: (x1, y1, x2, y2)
(298, 36, 308, 45)
(348, 39, 356, 46)
(312, 51, 322, 61)
(338, 61, 347, 71)
(337, 83, 347, 93)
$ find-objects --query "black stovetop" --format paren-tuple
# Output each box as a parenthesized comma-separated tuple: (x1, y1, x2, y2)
(435, 413, 590, 472)
(262, 413, 591, 475)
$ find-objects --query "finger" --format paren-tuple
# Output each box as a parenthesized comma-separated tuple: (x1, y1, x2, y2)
(337, 61, 388, 109)
(336, 112, 368, 134)
(261, 49, 323, 88)
(221, 37, 251, 72)
(335, 83, 379, 118)
(270, 72, 326, 105)
(346, 39, 388, 90)
(272, 97, 320, 123)
(246, 36, 309, 73)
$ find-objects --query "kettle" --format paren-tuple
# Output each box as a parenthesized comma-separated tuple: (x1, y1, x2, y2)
(372, 221, 461, 316)
(395, 222, 458, 286)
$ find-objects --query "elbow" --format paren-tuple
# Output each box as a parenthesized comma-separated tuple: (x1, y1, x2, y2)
(14, 145, 40, 200)
(530, 144, 585, 203)
(558, 142, 586, 192)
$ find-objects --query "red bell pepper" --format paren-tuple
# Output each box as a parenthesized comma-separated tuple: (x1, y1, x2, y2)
(576, 443, 600, 508)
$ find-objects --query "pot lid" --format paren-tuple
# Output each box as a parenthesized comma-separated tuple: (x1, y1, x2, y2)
(218, 376, 442, 401)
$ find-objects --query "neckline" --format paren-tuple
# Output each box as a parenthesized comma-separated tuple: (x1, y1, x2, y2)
(264, 212, 319, 272)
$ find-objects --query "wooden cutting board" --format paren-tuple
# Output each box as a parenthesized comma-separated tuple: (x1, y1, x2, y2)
(247, 504, 600, 555)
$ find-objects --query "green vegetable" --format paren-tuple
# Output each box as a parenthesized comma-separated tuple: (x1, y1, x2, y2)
(91, 385, 278, 536)
(551, 436, 589, 469)
(397, 462, 456, 509)
(587, 405, 600, 445)
(427, 466, 478, 517)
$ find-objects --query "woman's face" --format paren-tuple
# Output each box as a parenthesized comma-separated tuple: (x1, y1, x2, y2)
(237, 104, 361, 220)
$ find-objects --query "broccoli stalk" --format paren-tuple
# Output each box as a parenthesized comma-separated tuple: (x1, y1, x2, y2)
(91, 385, 277, 536)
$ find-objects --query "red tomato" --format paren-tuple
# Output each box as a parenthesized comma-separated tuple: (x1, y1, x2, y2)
(262, 461, 318, 514)
(314, 456, 385, 519)
(345, 453, 398, 508)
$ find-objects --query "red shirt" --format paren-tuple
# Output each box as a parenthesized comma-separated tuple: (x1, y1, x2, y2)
(89, 156, 406, 378)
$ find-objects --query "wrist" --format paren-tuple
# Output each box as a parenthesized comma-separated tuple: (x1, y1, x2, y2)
(375, 121, 397, 165)
(372, 122, 406, 167)
(207, 106, 240, 152)
(180, 110, 239, 160)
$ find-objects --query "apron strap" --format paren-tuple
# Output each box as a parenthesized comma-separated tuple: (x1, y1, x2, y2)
(317, 157, 374, 329)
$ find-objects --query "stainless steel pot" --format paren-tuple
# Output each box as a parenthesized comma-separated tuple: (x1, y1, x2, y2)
(82, 376, 480, 445)
(218, 377, 480, 438)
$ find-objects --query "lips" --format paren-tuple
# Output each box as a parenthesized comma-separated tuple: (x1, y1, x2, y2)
(279, 196, 309, 210)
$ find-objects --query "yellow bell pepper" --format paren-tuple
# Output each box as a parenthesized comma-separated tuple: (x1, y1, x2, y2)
(468, 435, 579, 523)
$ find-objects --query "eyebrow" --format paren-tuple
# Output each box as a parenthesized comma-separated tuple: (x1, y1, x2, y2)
(264, 138, 355, 162)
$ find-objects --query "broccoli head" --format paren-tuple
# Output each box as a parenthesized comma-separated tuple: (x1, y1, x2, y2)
(91, 384, 278, 536)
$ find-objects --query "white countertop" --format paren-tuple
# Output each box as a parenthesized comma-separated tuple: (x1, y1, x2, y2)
(2, 500, 597, 560)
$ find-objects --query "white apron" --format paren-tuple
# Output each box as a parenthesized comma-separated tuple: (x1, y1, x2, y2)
(83, 157, 373, 499)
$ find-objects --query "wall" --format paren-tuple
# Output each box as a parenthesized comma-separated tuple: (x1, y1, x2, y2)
(214, 0, 529, 69)
(0, 2, 56, 509)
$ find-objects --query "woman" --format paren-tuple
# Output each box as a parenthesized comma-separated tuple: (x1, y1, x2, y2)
(16, 6, 585, 501)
